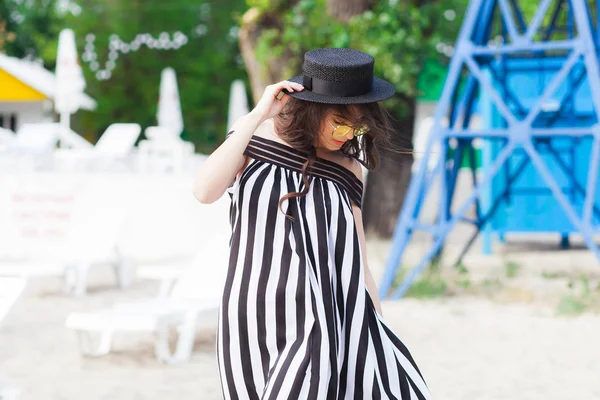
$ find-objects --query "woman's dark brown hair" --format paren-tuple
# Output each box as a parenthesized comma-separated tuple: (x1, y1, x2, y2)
(274, 97, 401, 217)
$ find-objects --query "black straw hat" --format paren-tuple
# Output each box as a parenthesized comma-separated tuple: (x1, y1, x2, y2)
(283, 48, 395, 104)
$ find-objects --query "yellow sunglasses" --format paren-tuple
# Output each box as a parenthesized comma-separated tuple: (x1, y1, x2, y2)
(328, 119, 369, 141)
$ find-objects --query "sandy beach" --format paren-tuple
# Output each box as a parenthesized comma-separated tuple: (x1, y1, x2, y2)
(3, 0, 600, 397)
(2, 253, 600, 400)
(1, 172, 599, 399)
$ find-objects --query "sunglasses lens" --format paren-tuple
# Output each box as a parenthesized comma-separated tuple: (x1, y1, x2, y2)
(355, 124, 369, 136)
(333, 125, 352, 140)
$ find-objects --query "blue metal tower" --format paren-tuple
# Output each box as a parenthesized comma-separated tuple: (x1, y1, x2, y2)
(379, 0, 600, 299)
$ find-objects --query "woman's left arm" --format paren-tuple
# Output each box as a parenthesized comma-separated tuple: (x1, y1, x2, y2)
(348, 159, 383, 316)
(352, 205, 383, 316)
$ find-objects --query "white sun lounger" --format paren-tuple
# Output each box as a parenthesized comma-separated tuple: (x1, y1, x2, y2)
(0, 127, 15, 151)
(0, 276, 26, 325)
(6, 122, 92, 153)
(0, 386, 21, 400)
(0, 123, 59, 170)
(1, 122, 92, 171)
(0, 178, 133, 296)
(58, 125, 94, 150)
(0, 276, 26, 400)
(94, 123, 141, 157)
(89, 122, 142, 171)
(137, 126, 195, 173)
(65, 235, 229, 363)
(65, 196, 230, 363)
(9, 123, 59, 154)
(54, 123, 142, 171)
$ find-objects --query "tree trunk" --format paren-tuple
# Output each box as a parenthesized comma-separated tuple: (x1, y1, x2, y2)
(327, 0, 374, 21)
(239, 0, 415, 239)
(239, 0, 373, 104)
(363, 100, 416, 238)
(239, 9, 295, 104)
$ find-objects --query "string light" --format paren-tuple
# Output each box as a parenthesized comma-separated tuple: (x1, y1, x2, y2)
(435, 42, 454, 57)
(81, 31, 191, 81)
(443, 10, 456, 21)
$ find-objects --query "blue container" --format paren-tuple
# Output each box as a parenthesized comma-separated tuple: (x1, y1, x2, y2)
(480, 58, 600, 244)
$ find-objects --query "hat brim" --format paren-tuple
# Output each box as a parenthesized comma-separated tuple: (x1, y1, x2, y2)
(282, 76, 396, 104)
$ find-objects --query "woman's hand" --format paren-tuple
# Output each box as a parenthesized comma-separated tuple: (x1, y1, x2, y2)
(253, 80, 304, 122)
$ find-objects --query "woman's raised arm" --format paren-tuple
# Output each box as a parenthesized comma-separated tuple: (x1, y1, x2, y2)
(193, 80, 304, 203)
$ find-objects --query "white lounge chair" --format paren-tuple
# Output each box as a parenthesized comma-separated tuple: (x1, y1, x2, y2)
(0, 276, 26, 325)
(0, 386, 21, 400)
(95, 123, 141, 158)
(0, 122, 91, 172)
(5, 122, 92, 152)
(66, 235, 229, 363)
(0, 122, 59, 171)
(0, 276, 26, 400)
(8, 123, 59, 154)
(0, 127, 15, 152)
(54, 123, 142, 171)
(57, 124, 93, 150)
(65, 196, 230, 363)
(0, 178, 133, 296)
(137, 126, 195, 173)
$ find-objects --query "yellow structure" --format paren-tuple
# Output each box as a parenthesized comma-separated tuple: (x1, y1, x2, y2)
(0, 68, 46, 101)
(0, 53, 95, 132)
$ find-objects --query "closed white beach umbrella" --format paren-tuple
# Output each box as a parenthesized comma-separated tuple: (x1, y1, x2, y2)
(157, 67, 184, 137)
(55, 29, 87, 147)
(227, 79, 249, 131)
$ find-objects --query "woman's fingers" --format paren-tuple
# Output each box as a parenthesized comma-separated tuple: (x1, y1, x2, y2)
(289, 82, 303, 91)
(274, 81, 303, 100)
(280, 80, 303, 92)
(283, 81, 298, 91)
(255, 80, 304, 119)
(251, 80, 304, 120)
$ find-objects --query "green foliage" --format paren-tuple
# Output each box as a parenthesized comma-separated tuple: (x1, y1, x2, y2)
(2, 0, 469, 150)
(455, 277, 471, 289)
(541, 270, 562, 279)
(406, 276, 448, 298)
(504, 260, 521, 279)
(246, 0, 288, 12)
(252, 0, 466, 117)
(481, 277, 503, 295)
(254, 0, 348, 78)
(453, 262, 471, 289)
(392, 262, 450, 299)
(557, 274, 599, 316)
(1, 0, 248, 151)
(497, 0, 598, 42)
(557, 295, 587, 315)
(0, 0, 63, 59)
(61, 0, 248, 152)
(455, 262, 469, 275)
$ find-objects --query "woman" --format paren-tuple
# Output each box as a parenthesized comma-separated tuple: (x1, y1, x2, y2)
(194, 48, 431, 399)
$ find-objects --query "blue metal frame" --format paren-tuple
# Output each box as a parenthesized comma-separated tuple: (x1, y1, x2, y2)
(379, 0, 600, 300)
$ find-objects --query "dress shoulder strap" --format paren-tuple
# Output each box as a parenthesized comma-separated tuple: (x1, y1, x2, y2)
(226, 131, 364, 208)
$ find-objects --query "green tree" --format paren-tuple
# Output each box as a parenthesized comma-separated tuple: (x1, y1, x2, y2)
(240, 0, 466, 236)
(0, 0, 63, 59)
(65, 0, 247, 152)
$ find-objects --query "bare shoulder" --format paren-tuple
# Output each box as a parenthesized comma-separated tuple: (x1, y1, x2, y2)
(336, 155, 363, 183)
(340, 156, 364, 212)
(253, 118, 282, 142)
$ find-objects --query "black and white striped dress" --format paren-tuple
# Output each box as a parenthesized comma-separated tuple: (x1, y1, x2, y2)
(217, 135, 431, 399)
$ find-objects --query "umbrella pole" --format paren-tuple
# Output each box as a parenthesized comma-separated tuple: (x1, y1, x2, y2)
(59, 111, 71, 149)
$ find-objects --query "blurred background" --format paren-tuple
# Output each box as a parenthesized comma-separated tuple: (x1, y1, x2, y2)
(0, 0, 599, 399)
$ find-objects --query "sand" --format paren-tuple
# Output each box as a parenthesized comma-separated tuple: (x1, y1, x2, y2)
(1, 272, 599, 400)
(1, 170, 599, 399)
